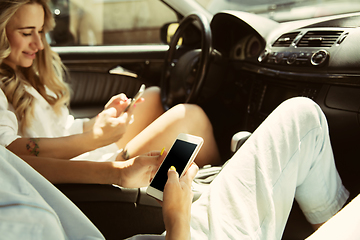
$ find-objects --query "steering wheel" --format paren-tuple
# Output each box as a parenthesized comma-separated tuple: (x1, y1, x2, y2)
(160, 13, 212, 111)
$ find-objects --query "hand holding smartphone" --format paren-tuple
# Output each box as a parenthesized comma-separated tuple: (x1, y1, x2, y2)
(146, 133, 203, 201)
(123, 84, 145, 112)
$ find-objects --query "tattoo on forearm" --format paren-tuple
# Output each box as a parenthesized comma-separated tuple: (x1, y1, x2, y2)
(26, 138, 40, 156)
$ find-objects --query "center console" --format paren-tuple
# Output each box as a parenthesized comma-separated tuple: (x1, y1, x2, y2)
(246, 77, 321, 130)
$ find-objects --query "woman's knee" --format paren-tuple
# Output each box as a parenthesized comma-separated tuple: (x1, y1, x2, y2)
(140, 86, 163, 112)
(277, 97, 326, 128)
(168, 103, 211, 127)
(142, 86, 161, 103)
(280, 97, 317, 110)
(183, 104, 213, 130)
(177, 103, 207, 118)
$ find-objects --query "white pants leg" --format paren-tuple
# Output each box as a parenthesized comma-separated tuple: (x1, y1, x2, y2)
(190, 97, 349, 240)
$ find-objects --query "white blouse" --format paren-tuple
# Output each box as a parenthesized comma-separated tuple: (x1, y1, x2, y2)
(0, 86, 120, 161)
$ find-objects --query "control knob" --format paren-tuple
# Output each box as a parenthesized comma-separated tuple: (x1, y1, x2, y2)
(310, 50, 329, 66)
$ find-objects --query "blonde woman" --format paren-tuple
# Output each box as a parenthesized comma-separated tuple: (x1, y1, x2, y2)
(0, 0, 221, 185)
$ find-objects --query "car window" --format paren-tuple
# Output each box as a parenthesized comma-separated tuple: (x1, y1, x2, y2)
(195, 0, 360, 22)
(49, 0, 178, 46)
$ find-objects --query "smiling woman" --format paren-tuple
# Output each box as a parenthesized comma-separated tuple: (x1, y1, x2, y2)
(0, 0, 70, 134)
(0, 0, 221, 176)
(4, 3, 45, 68)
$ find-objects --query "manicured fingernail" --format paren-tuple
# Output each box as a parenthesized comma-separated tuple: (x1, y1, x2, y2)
(160, 147, 165, 156)
(170, 166, 176, 171)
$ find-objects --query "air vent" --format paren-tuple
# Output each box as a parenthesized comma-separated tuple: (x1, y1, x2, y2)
(297, 30, 343, 47)
(272, 32, 300, 47)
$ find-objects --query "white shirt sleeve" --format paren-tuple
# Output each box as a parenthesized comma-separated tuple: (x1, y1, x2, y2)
(0, 89, 20, 147)
(0, 146, 105, 240)
(65, 114, 89, 135)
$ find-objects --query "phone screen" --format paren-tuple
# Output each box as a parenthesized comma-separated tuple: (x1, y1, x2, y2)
(150, 139, 197, 191)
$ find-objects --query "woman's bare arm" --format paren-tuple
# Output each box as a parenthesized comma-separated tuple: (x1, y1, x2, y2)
(20, 155, 114, 184)
(19, 151, 164, 186)
(7, 107, 131, 159)
(8, 132, 99, 160)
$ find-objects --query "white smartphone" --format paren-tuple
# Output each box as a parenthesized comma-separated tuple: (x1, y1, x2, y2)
(146, 133, 203, 201)
(123, 84, 145, 112)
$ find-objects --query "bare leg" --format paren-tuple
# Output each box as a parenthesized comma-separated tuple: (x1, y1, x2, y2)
(118, 103, 221, 168)
(116, 86, 164, 149)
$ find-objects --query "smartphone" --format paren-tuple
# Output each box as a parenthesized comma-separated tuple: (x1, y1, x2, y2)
(123, 84, 145, 112)
(146, 133, 204, 201)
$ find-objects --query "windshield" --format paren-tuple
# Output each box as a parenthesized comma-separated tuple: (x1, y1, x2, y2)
(194, 0, 360, 22)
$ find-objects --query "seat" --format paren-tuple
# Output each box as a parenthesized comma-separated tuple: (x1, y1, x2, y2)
(55, 183, 165, 240)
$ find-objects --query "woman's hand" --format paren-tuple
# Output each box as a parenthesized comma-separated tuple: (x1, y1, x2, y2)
(162, 163, 199, 240)
(114, 151, 165, 188)
(91, 106, 131, 147)
(104, 93, 129, 117)
(104, 93, 144, 117)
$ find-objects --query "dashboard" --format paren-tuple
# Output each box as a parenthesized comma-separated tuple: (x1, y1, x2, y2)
(206, 12, 360, 200)
(212, 11, 360, 72)
(209, 11, 360, 126)
(261, 26, 360, 73)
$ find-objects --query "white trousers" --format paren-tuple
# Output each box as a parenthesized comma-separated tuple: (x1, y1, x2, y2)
(190, 97, 349, 240)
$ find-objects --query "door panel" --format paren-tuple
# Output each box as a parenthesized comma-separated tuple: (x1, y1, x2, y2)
(53, 45, 168, 117)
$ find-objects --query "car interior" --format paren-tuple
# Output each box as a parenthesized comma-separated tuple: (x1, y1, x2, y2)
(50, 1, 360, 239)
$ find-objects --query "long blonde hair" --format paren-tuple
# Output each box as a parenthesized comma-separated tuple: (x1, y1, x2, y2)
(0, 0, 70, 133)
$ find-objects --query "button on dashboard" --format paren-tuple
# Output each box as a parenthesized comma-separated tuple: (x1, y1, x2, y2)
(287, 53, 297, 65)
(275, 52, 284, 64)
(310, 50, 329, 66)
